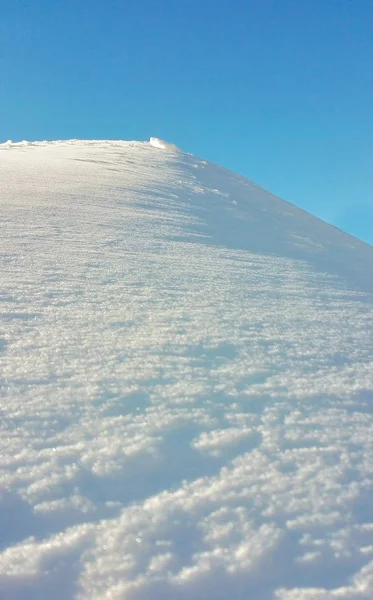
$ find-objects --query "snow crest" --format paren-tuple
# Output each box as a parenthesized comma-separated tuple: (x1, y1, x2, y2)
(1, 140, 373, 600)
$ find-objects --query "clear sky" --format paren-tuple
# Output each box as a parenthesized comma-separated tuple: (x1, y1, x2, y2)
(2, 0, 372, 245)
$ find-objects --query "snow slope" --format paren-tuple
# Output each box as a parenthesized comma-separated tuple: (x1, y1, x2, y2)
(1, 138, 373, 600)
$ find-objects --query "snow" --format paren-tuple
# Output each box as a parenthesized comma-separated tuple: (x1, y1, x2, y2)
(148, 137, 180, 151)
(1, 138, 373, 599)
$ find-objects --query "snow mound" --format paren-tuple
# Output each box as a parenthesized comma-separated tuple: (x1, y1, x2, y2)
(1, 140, 373, 600)
(149, 136, 180, 151)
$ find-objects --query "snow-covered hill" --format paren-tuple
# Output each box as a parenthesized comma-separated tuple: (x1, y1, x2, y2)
(1, 138, 373, 599)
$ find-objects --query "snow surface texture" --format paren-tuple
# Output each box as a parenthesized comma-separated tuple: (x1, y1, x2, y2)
(1, 138, 373, 600)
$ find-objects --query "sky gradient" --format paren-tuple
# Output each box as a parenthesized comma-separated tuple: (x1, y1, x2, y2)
(1, 0, 372, 244)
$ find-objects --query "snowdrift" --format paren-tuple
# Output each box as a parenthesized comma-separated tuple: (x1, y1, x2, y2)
(1, 138, 373, 600)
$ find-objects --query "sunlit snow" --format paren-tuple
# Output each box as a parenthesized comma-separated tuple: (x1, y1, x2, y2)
(1, 138, 373, 599)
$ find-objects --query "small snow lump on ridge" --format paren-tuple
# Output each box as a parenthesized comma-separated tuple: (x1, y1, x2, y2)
(148, 136, 180, 151)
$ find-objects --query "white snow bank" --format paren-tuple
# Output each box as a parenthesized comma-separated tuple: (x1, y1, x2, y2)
(1, 140, 373, 600)
(149, 136, 180, 151)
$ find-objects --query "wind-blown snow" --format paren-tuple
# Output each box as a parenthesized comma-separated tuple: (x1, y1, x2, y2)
(1, 138, 373, 599)
(148, 137, 180, 151)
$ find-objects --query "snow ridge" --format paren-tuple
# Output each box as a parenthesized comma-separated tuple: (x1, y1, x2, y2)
(1, 140, 373, 600)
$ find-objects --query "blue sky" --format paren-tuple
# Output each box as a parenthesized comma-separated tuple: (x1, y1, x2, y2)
(2, 0, 372, 245)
